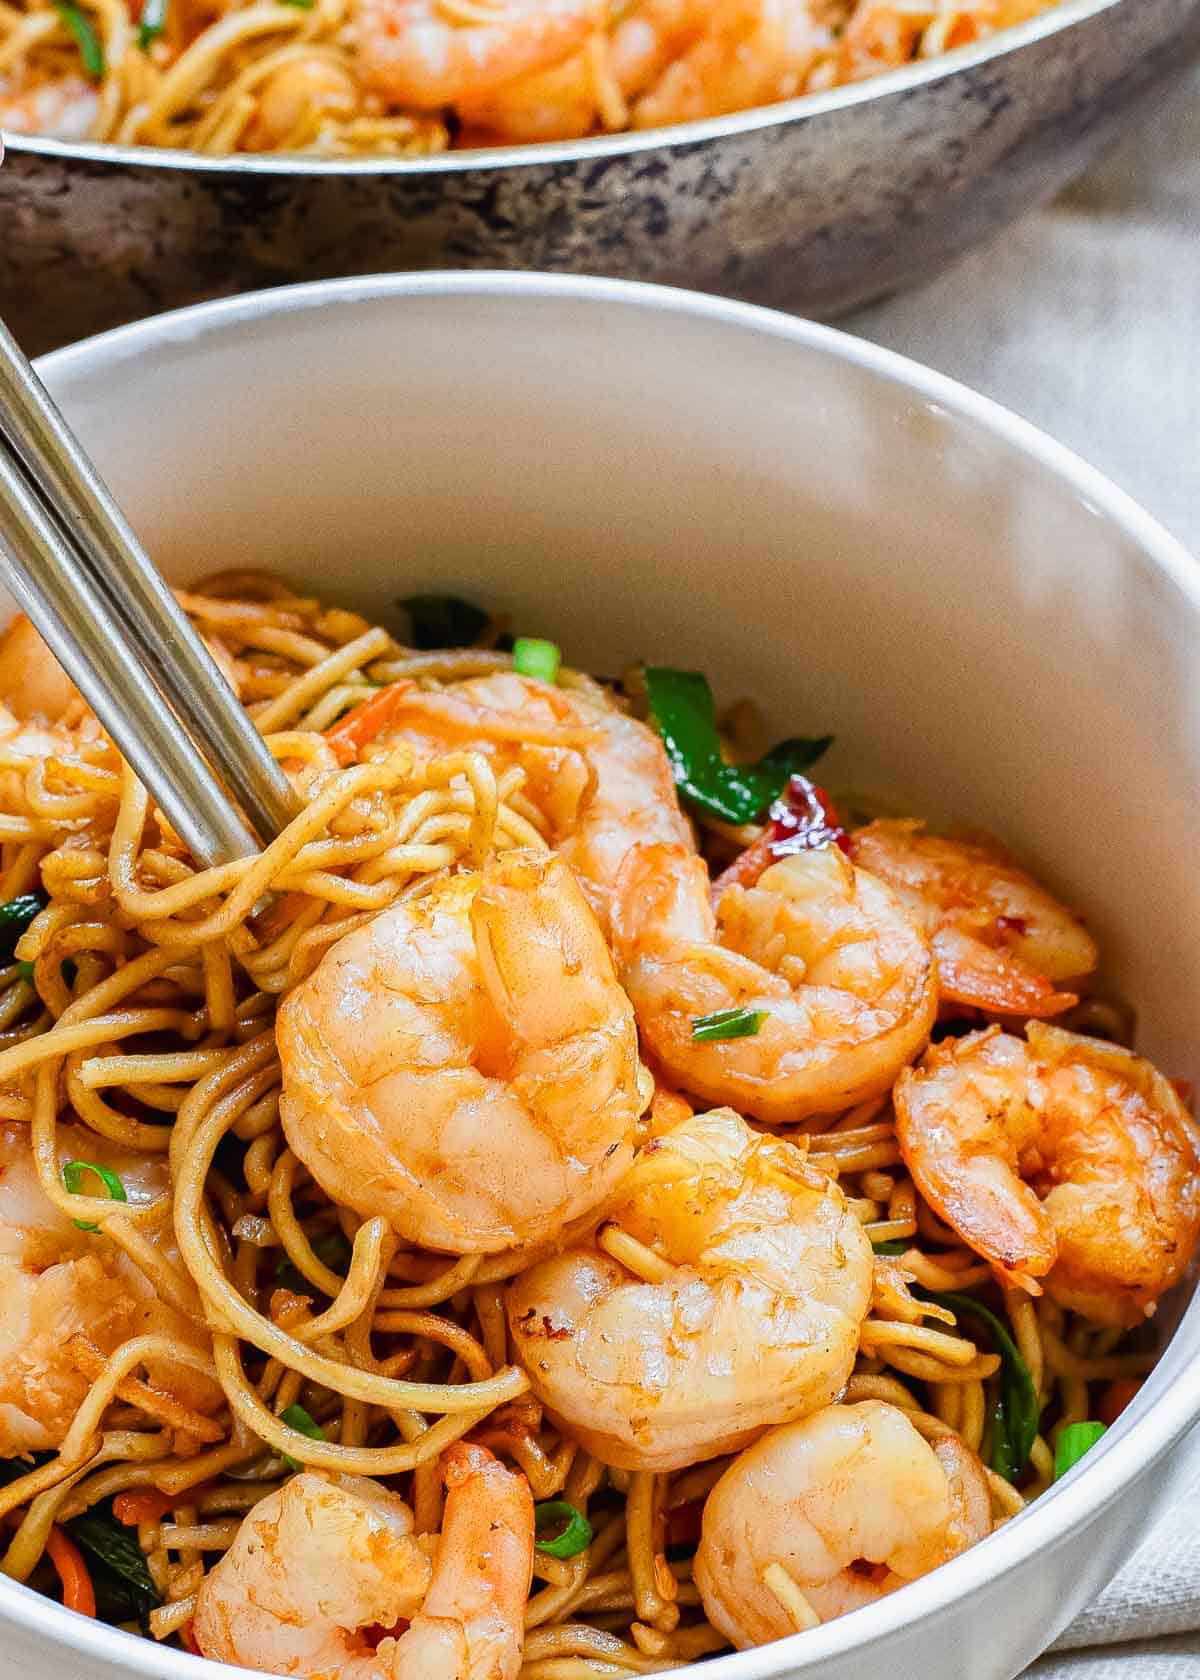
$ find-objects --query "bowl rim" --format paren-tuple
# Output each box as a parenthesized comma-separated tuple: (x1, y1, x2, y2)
(1, 0, 1122, 176)
(12, 268, 1200, 1680)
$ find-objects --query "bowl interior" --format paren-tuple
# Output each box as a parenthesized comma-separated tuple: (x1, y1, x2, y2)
(38, 275, 1200, 1073)
(9, 271, 1200, 1679)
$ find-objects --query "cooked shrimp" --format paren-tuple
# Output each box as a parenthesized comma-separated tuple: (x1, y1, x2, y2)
(0, 72, 99, 139)
(374, 671, 693, 932)
(895, 1023, 1200, 1323)
(354, 0, 602, 110)
(610, 0, 823, 128)
(506, 1107, 873, 1470)
(612, 841, 936, 1124)
(0, 613, 80, 724)
(851, 820, 1098, 1019)
(0, 1122, 218, 1456)
(194, 1443, 533, 1680)
(694, 1400, 992, 1646)
(277, 848, 647, 1254)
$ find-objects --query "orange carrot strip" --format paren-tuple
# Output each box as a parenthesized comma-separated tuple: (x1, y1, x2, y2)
(46, 1526, 96, 1618)
(325, 681, 415, 767)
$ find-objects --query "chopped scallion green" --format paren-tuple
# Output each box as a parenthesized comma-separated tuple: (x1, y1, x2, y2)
(925, 1291, 1039, 1481)
(62, 1159, 127, 1232)
(691, 1006, 766, 1043)
(534, 1500, 592, 1559)
(279, 1403, 325, 1470)
(15, 960, 35, 984)
(871, 1237, 910, 1255)
(1054, 1421, 1107, 1480)
(54, 1, 105, 76)
(643, 666, 831, 824)
(512, 637, 562, 684)
(137, 0, 167, 48)
(0, 894, 44, 961)
(399, 594, 489, 650)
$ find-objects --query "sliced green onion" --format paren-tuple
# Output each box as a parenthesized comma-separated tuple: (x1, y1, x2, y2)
(137, 0, 167, 48)
(399, 594, 489, 650)
(691, 1006, 766, 1043)
(55, 1, 105, 77)
(871, 1237, 910, 1255)
(62, 1159, 127, 1232)
(279, 1402, 325, 1470)
(1054, 1421, 1107, 1481)
(15, 960, 35, 984)
(0, 894, 45, 961)
(643, 666, 831, 824)
(534, 1500, 592, 1559)
(925, 1291, 1039, 1481)
(512, 637, 562, 684)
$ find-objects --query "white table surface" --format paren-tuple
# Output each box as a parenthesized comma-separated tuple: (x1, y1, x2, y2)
(849, 66, 1200, 557)
(850, 75, 1200, 1674)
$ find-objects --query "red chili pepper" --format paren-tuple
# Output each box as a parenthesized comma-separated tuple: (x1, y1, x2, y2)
(324, 681, 415, 767)
(664, 1499, 704, 1551)
(713, 776, 849, 899)
(1097, 1378, 1143, 1427)
(180, 1620, 201, 1656)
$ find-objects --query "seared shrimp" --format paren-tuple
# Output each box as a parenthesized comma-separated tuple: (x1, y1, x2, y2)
(506, 1107, 873, 1471)
(277, 849, 647, 1254)
(611, 0, 823, 129)
(851, 820, 1098, 1019)
(0, 613, 81, 724)
(612, 841, 936, 1124)
(0, 1122, 218, 1456)
(695, 1401, 992, 1646)
(895, 1023, 1200, 1323)
(0, 72, 98, 139)
(374, 672, 693, 932)
(194, 1442, 533, 1680)
(354, 0, 602, 109)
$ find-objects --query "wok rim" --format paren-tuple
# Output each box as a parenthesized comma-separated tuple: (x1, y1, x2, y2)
(0, 0, 1128, 176)
(1, 265, 1197, 1679)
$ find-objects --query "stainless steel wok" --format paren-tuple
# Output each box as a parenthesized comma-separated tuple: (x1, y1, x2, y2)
(3, 0, 1199, 354)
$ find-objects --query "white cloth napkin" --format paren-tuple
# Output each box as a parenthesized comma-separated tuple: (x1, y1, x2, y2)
(846, 65, 1200, 1675)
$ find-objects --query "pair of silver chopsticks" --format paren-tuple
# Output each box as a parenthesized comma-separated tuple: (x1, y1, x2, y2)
(0, 318, 298, 868)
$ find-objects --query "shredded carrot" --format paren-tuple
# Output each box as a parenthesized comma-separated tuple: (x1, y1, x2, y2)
(46, 1526, 95, 1618)
(325, 681, 415, 766)
(113, 1487, 179, 1527)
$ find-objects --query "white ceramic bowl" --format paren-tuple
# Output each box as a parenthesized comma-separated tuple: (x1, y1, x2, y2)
(4, 272, 1199, 1680)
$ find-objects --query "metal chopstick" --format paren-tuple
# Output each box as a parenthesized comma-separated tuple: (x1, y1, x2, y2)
(0, 432, 260, 869)
(0, 319, 298, 846)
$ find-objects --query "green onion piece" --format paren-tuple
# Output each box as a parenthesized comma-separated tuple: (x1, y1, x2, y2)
(534, 1500, 592, 1559)
(54, 1, 105, 76)
(512, 637, 562, 684)
(399, 594, 490, 650)
(925, 1291, 1039, 1480)
(0, 893, 45, 961)
(871, 1237, 910, 1255)
(1054, 1421, 1107, 1481)
(279, 1402, 325, 1471)
(643, 666, 831, 824)
(62, 1159, 127, 1233)
(15, 960, 35, 984)
(137, 0, 167, 47)
(691, 1006, 766, 1043)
